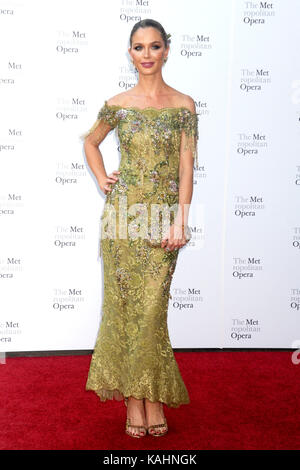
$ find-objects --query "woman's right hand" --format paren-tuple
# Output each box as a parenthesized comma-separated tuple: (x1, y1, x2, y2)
(98, 170, 120, 195)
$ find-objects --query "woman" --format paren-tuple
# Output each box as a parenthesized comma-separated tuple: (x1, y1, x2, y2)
(82, 19, 198, 438)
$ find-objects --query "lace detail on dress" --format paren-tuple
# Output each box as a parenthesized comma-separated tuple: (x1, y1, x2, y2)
(79, 102, 120, 144)
(83, 99, 197, 408)
(80, 101, 199, 166)
(179, 109, 199, 167)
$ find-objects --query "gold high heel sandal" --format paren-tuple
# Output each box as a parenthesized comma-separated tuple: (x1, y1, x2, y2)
(147, 418, 168, 437)
(124, 397, 147, 438)
(147, 402, 168, 437)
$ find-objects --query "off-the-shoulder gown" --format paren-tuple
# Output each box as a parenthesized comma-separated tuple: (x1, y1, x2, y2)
(81, 100, 198, 407)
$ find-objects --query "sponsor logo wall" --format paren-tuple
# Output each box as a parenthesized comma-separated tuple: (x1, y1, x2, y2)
(0, 0, 298, 352)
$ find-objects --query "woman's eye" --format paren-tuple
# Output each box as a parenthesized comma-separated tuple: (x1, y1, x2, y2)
(133, 45, 161, 51)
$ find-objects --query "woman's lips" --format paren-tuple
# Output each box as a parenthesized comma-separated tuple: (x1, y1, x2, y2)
(141, 62, 154, 68)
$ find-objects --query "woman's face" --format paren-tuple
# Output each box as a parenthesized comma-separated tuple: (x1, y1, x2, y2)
(129, 27, 169, 75)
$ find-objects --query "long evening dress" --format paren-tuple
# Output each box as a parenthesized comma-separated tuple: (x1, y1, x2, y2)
(81, 100, 198, 408)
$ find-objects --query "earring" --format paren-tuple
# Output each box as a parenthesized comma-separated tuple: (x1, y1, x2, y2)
(164, 57, 168, 63)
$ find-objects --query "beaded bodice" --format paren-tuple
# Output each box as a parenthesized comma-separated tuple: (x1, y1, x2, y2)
(81, 101, 199, 207)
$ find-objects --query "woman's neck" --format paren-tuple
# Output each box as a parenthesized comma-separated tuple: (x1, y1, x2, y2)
(133, 72, 169, 99)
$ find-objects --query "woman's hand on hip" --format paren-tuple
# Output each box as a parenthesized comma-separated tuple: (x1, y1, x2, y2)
(98, 170, 120, 195)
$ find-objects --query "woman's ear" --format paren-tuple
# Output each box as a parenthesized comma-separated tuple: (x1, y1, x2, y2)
(164, 45, 170, 59)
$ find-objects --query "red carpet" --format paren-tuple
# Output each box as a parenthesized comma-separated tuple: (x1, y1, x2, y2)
(1, 351, 300, 450)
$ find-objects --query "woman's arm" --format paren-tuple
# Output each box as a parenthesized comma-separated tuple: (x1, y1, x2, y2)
(161, 96, 197, 252)
(175, 96, 196, 228)
(83, 122, 120, 195)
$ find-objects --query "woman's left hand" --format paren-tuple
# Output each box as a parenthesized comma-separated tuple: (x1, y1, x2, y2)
(161, 224, 187, 252)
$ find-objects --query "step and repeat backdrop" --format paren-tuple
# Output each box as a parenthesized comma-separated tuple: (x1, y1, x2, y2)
(0, 0, 299, 353)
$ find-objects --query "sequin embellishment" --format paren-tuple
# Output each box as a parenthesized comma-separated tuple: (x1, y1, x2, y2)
(81, 100, 199, 408)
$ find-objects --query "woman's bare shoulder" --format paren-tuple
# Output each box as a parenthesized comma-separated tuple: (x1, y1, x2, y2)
(106, 91, 133, 107)
(169, 89, 196, 112)
(181, 94, 196, 113)
(106, 89, 196, 112)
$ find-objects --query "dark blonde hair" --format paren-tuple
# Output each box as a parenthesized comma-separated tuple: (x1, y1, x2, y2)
(129, 19, 171, 48)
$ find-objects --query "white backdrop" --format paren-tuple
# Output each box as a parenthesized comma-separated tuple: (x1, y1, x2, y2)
(0, 0, 299, 352)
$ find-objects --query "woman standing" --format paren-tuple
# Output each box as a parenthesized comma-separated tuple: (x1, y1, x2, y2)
(82, 19, 198, 438)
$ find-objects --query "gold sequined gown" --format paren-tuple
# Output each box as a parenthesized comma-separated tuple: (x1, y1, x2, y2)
(81, 100, 198, 408)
